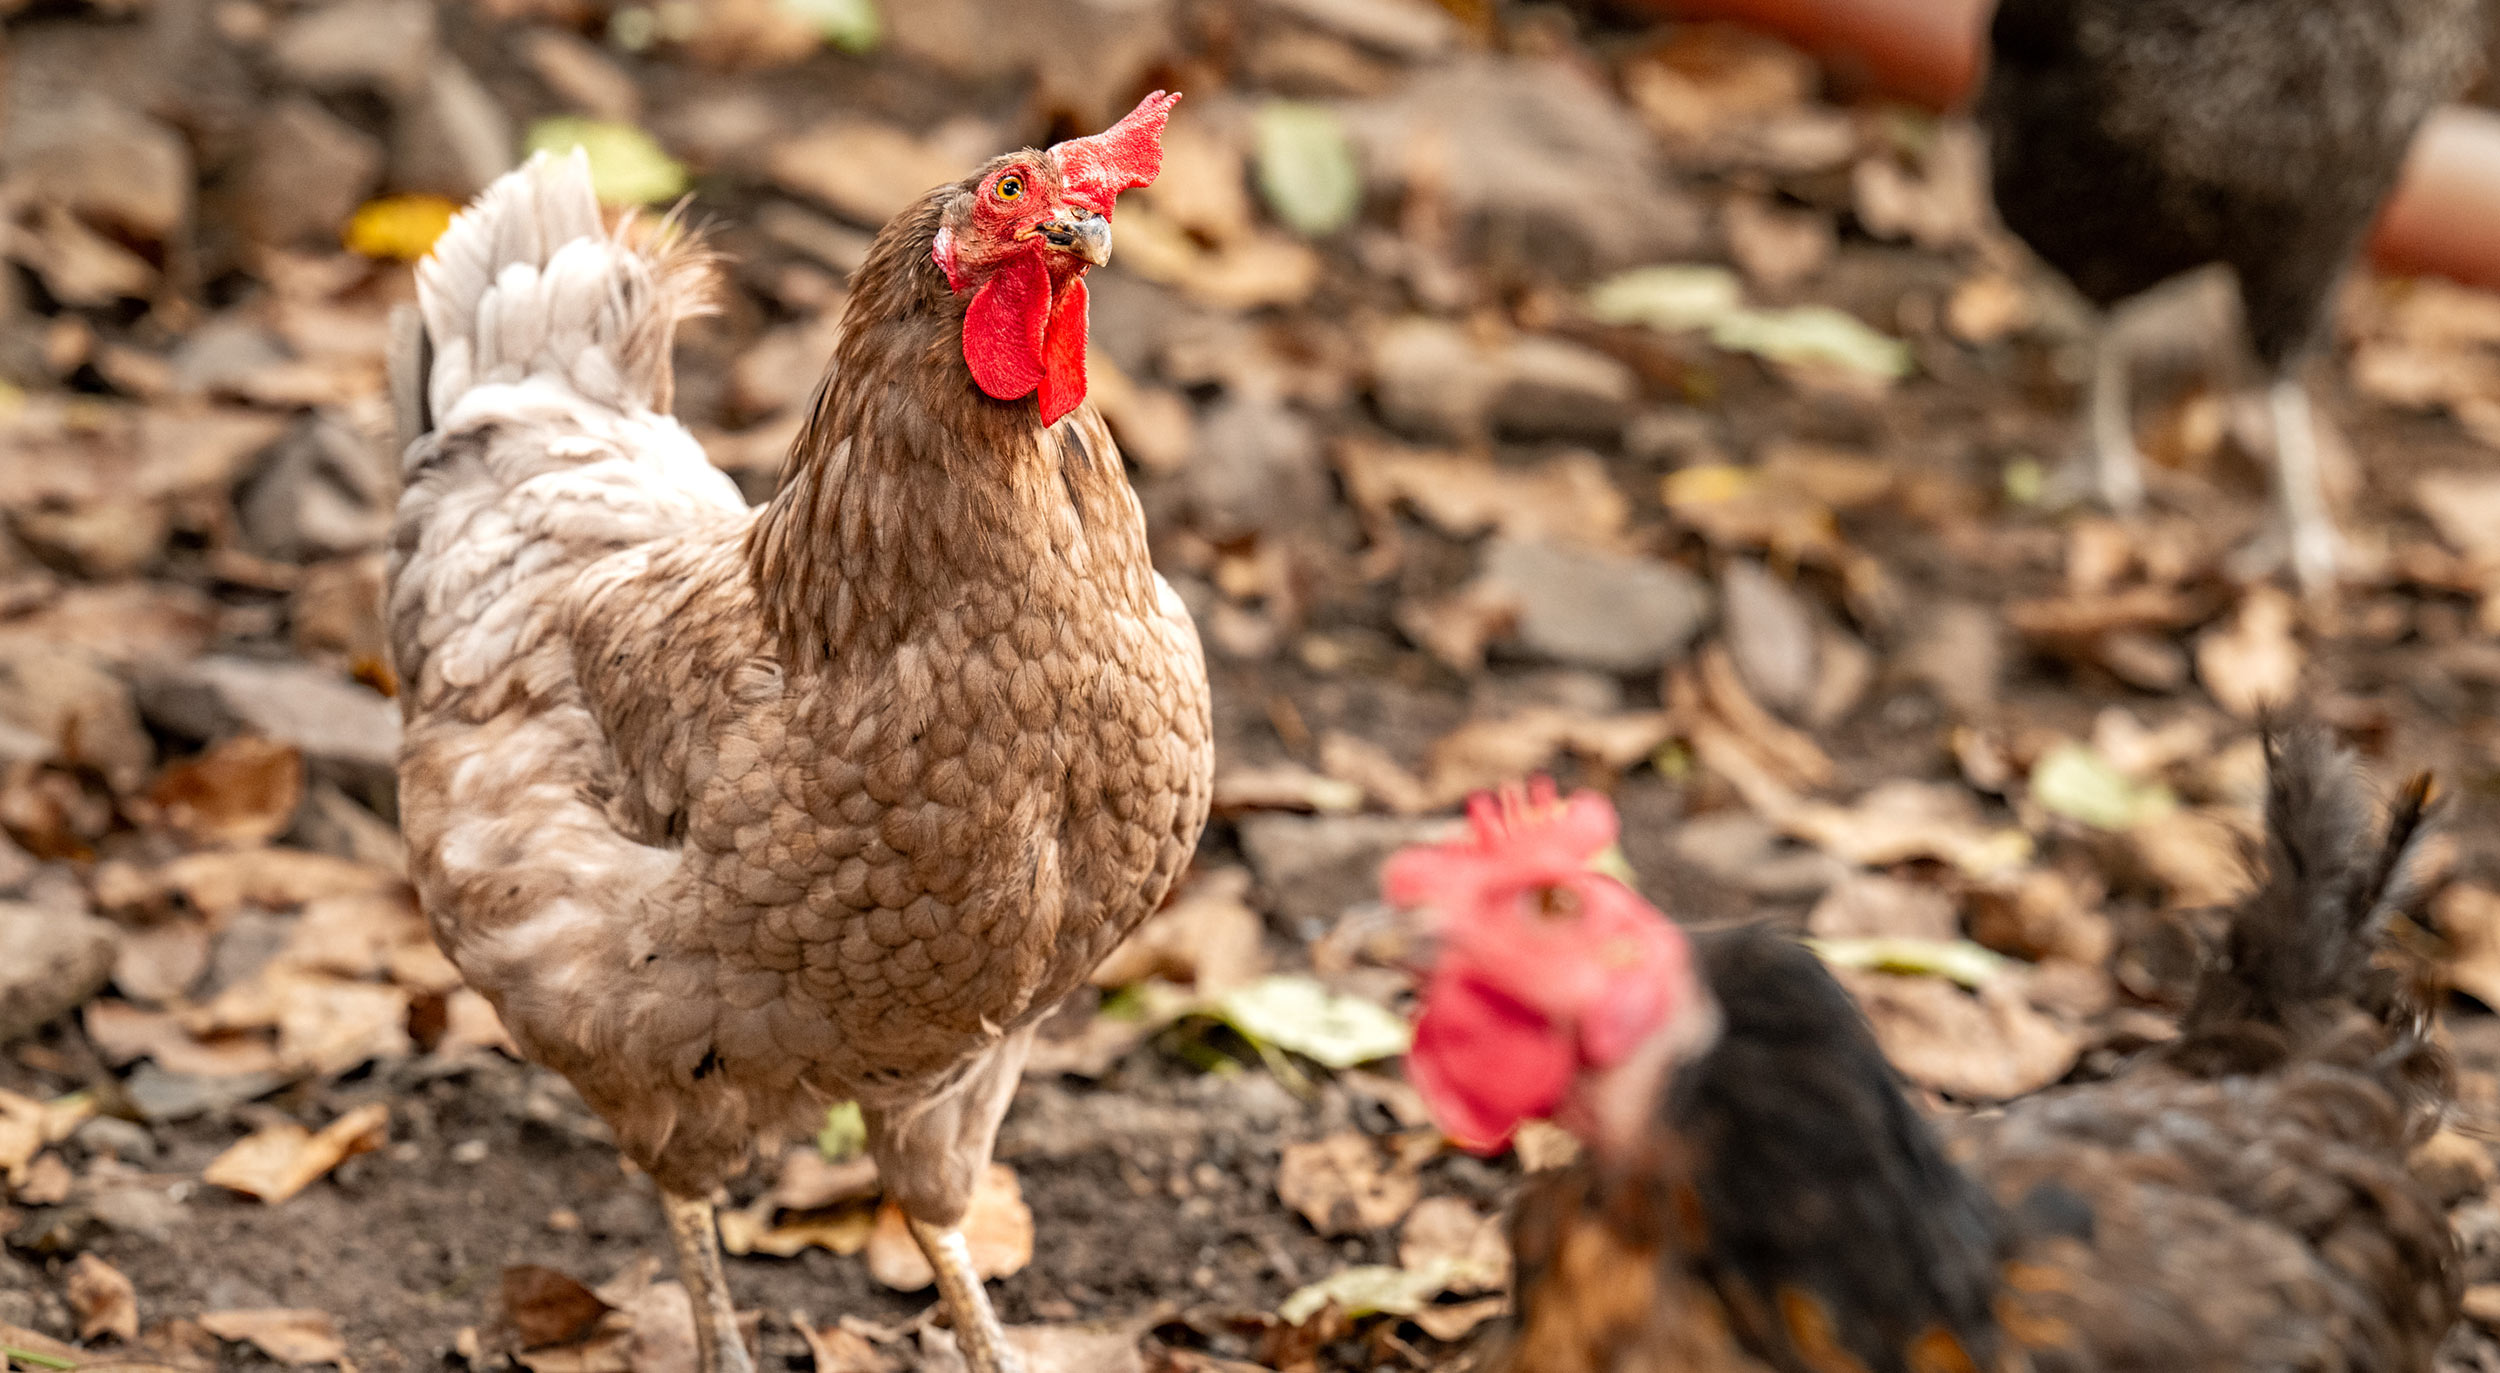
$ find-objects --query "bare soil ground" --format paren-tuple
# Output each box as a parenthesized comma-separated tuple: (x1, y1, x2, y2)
(13, 1, 2500, 1370)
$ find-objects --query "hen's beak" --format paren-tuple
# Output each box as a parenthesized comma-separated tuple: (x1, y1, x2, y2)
(1037, 209, 1113, 267)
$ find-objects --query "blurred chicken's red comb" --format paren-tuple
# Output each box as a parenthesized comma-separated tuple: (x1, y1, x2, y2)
(1383, 778, 1620, 910)
(1052, 91, 1181, 217)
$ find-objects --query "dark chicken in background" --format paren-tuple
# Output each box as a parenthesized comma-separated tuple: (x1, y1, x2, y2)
(384, 97, 1211, 1373)
(1388, 734, 2452, 1373)
(1979, 0, 2482, 592)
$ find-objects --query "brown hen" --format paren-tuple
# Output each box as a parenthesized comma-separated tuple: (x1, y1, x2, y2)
(1388, 732, 2450, 1372)
(384, 98, 1211, 1373)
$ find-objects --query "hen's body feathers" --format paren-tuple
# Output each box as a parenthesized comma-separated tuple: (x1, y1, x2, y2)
(387, 152, 1213, 1218)
(1499, 730, 2451, 1373)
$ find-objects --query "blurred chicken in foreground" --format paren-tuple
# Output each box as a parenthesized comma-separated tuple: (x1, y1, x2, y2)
(1389, 732, 2451, 1372)
(1979, 0, 2481, 592)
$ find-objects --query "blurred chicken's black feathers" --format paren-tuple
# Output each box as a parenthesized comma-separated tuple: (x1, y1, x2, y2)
(2177, 725, 2439, 1068)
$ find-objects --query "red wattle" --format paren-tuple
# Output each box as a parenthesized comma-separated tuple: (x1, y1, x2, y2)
(1407, 970, 1572, 1155)
(1038, 277, 1089, 426)
(963, 247, 1050, 402)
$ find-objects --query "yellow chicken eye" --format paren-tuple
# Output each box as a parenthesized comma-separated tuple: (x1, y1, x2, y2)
(996, 175, 1025, 201)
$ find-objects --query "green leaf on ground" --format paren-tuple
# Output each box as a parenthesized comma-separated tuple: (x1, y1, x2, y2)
(1214, 975, 1410, 1070)
(523, 118, 688, 206)
(1255, 103, 1362, 237)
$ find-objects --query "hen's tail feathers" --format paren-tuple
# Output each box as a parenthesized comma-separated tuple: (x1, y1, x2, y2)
(2178, 724, 2438, 1061)
(390, 150, 713, 453)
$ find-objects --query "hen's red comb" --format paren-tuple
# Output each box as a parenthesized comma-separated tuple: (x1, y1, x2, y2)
(1383, 779, 1620, 911)
(1051, 91, 1181, 217)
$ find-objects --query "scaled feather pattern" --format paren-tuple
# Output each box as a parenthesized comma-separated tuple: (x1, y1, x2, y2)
(385, 147, 1213, 1232)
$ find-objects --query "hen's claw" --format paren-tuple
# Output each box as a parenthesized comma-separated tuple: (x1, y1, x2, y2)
(661, 1190, 757, 1373)
(910, 1215, 1026, 1373)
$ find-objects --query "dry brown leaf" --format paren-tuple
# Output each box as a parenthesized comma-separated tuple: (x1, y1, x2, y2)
(1945, 273, 2032, 344)
(1337, 441, 1630, 551)
(15, 1149, 70, 1205)
(1397, 1197, 1510, 1295)
(1702, 739, 2030, 879)
(113, 919, 210, 1003)
(1966, 869, 2114, 967)
(864, 1164, 1032, 1290)
(283, 889, 428, 980)
(85, 1000, 283, 1077)
(919, 1321, 1148, 1373)
(797, 1320, 898, 1373)
(504, 1266, 612, 1349)
(2437, 884, 2500, 1010)
(146, 736, 304, 846)
(1723, 193, 1835, 292)
(770, 120, 973, 228)
(2194, 587, 2302, 719)
(115, 848, 399, 923)
(1091, 867, 1267, 996)
(2005, 586, 2211, 641)
(1512, 1120, 1581, 1173)
(2129, 808, 2255, 910)
(1806, 873, 1958, 942)
(719, 1198, 875, 1259)
(0, 1320, 82, 1366)
(1411, 1297, 1509, 1342)
(1316, 732, 1437, 816)
(199, 1308, 346, 1365)
(1394, 583, 1519, 675)
(1211, 762, 1365, 816)
(1423, 708, 1675, 810)
(202, 1101, 388, 1203)
(1112, 202, 1321, 310)
(2415, 470, 2500, 567)
(192, 964, 413, 1075)
(772, 1148, 881, 1213)
(66, 1251, 139, 1342)
(1692, 646, 1833, 789)
(0, 1089, 92, 1186)
(1836, 969, 2081, 1099)
(1276, 1132, 1422, 1236)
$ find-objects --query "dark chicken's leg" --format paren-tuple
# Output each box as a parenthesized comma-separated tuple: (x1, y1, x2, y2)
(911, 1216, 1027, 1373)
(661, 1189, 756, 1373)
(2081, 315, 2148, 513)
(2268, 372, 2342, 595)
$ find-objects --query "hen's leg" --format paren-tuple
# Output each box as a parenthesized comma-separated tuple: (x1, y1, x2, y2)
(2268, 373, 2342, 595)
(660, 1189, 755, 1373)
(2082, 315, 2147, 513)
(864, 1027, 1039, 1373)
(910, 1216, 1024, 1373)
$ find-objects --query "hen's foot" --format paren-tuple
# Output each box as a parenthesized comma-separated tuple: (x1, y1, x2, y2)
(909, 1215, 1026, 1373)
(661, 1189, 757, 1373)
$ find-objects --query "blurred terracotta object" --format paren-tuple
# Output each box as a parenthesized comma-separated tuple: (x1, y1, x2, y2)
(1637, 0, 1988, 109)
(1631, 0, 2500, 288)
(2371, 107, 2500, 289)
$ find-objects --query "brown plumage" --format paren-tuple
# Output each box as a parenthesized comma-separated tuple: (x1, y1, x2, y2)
(1390, 732, 2450, 1373)
(1978, 0, 2482, 591)
(386, 136, 1210, 1373)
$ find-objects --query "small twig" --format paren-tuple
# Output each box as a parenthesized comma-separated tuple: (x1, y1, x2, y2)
(5, 1346, 80, 1371)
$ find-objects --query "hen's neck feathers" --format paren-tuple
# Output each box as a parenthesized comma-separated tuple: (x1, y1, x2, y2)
(743, 187, 1145, 670)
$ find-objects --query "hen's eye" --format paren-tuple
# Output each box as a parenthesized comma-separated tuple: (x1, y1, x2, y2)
(996, 175, 1025, 201)
(1528, 885, 1580, 921)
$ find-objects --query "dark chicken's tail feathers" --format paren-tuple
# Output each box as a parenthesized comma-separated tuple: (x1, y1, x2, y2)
(388, 150, 714, 461)
(2177, 724, 2438, 1064)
